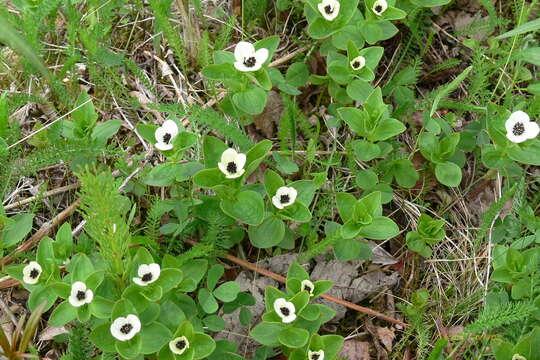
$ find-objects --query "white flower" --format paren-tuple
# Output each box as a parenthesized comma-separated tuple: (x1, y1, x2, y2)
(272, 186, 297, 209)
(372, 0, 388, 16)
(217, 148, 246, 179)
(512, 355, 527, 360)
(317, 0, 340, 21)
(273, 298, 297, 323)
(308, 350, 325, 360)
(155, 120, 179, 151)
(68, 281, 94, 307)
(133, 263, 160, 286)
(301, 279, 315, 296)
(350, 56, 366, 71)
(110, 314, 141, 342)
(233, 42, 269, 72)
(169, 336, 190, 355)
(505, 111, 539, 144)
(22, 261, 42, 285)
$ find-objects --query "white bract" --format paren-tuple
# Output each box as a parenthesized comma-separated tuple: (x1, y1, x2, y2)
(68, 281, 94, 307)
(110, 314, 141, 341)
(155, 120, 179, 151)
(233, 42, 269, 72)
(505, 111, 539, 144)
(308, 350, 325, 360)
(512, 355, 527, 360)
(218, 148, 246, 179)
(273, 298, 297, 323)
(272, 186, 297, 209)
(22, 261, 42, 285)
(317, 0, 340, 21)
(301, 279, 315, 296)
(133, 263, 161, 286)
(350, 56, 366, 71)
(169, 336, 190, 355)
(372, 0, 388, 16)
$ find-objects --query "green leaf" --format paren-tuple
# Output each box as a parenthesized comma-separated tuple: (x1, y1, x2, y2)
(435, 161, 462, 187)
(202, 63, 236, 81)
(245, 140, 272, 176)
(430, 66, 472, 117)
(198, 288, 219, 314)
(207, 264, 224, 291)
(232, 87, 268, 115)
(250, 322, 283, 346)
(90, 323, 116, 352)
(264, 169, 285, 197)
(49, 301, 77, 326)
(358, 216, 399, 240)
(278, 327, 309, 348)
(336, 193, 357, 223)
(192, 333, 217, 360)
(91, 120, 122, 141)
(249, 216, 285, 248)
(214, 281, 241, 302)
(193, 168, 226, 188)
(410, 0, 450, 6)
(140, 322, 172, 354)
(2, 213, 34, 247)
(496, 18, 540, 39)
(220, 190, 264, 225)
(286, 62, 309, 87)
(203, 136, 229, 169)
(351, 139, 380, 162)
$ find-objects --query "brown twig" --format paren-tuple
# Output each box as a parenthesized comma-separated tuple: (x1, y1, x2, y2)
(185, 239, 408, 328)
(3, 183, 80, 211)
(0, 199, 81, 268)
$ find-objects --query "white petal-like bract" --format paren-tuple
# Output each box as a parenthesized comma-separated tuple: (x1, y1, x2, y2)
(372, 0, 388, 16)
(68, 281, 94, 307)
(301, 279, 315, 296)
(308, 350, 325, 360)
(273, 298, 297, 323)
(155, 120, 179, 151)
(350, 55, 366, 71)
(22, 261, 42, 285)
(233, 41, 269, 72)
(133, 263, 161, 286)
(217, 148, 247, 179)
(271, 186, 297, 209)
(505, 111, 539, 143)
(169, 336, 190, 355)
(317, 0, 340, 21)
(110, 314, 141, 341)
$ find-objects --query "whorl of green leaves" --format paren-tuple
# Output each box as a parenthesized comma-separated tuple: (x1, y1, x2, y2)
(465, 301, 536, 334)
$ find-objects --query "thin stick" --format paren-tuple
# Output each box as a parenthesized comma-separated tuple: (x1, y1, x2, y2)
(3, 183, 80, 211)
(0, 199, 81, 268)
(7, 99, 92, 150)
(185, 239, 408, 328)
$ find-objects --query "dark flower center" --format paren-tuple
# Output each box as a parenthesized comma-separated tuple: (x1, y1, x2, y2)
(311, 354, 320, 360)
(280, 307, 290, 316)
(243, 57, 256, 68)
(76, 290, 86, 300)
(163, 133, 172, 144)
(120, 324, 133, 334)
(324, 4, 333, 14)
(304, 284, 312, 292)
(142, 273, 153, 282)
(30, 268, 39, 278)
(280, 194, 290, 204)
(176, 340, 187, 350)
(352, 61, 361, 69)
(226, 161, 237, 174)
(513, 122, 525, 136)
(375, 5, 383, 13)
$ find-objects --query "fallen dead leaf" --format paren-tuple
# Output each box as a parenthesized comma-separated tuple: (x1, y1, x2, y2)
(376, 327, 395, 352)
(339, 340, 370, 360)
(39, 325, 68, 341)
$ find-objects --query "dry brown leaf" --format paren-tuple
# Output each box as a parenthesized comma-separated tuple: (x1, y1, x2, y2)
(376, 327, 395, 352)
(340, 340, 371, 360)
(39, 325, 68, 341)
